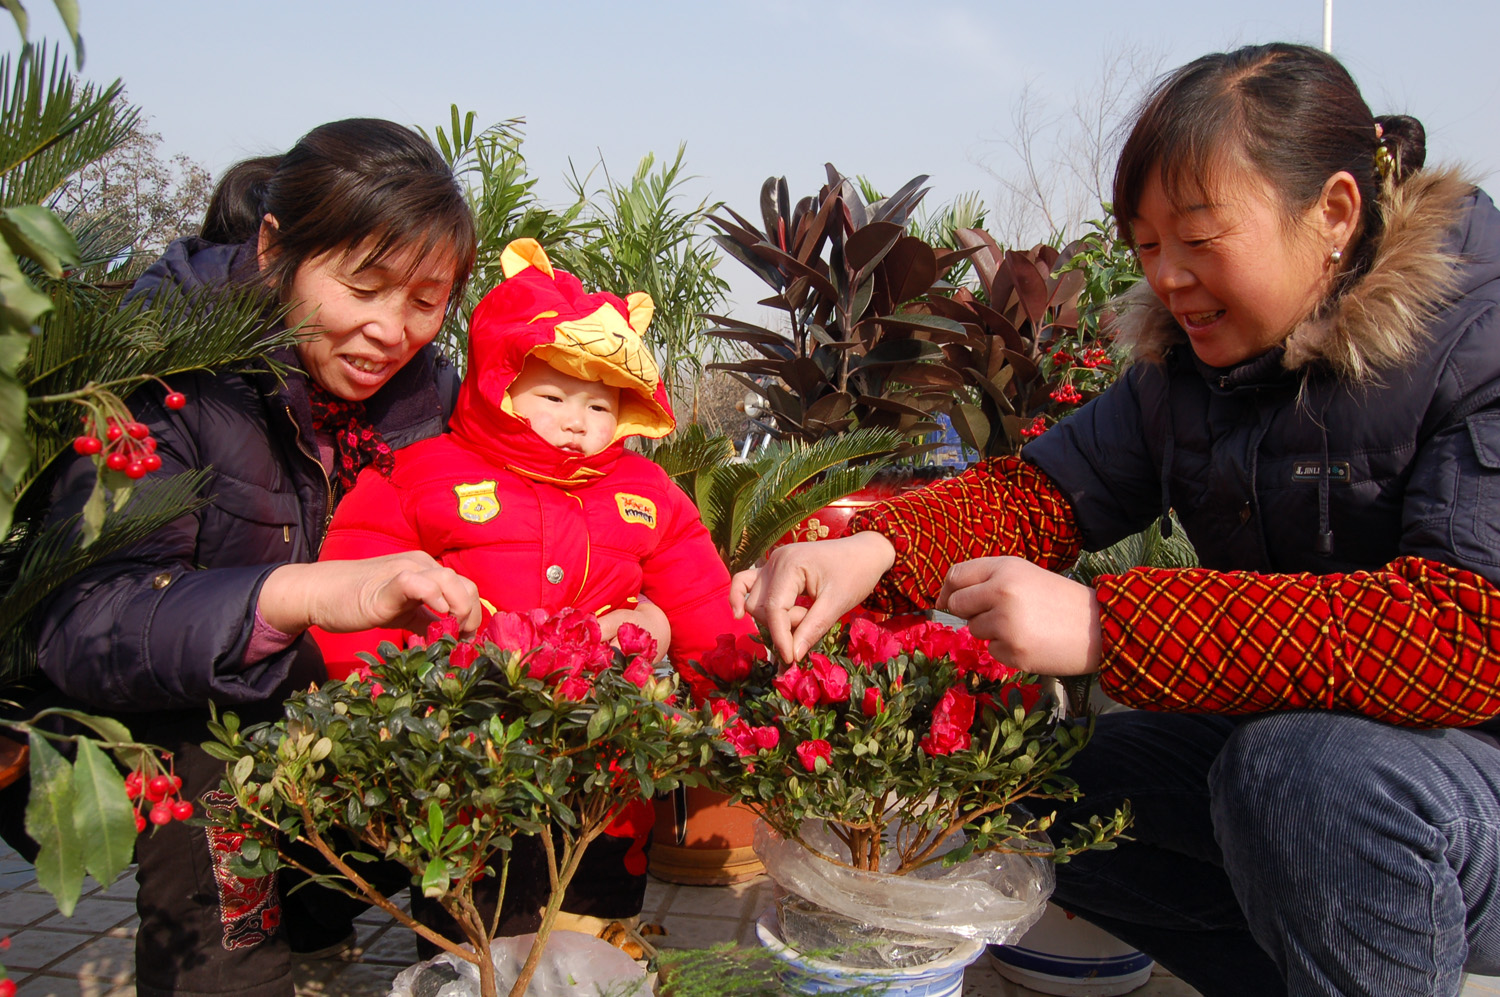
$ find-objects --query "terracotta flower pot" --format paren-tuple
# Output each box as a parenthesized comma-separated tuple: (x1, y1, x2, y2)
(0, 734, 27, 791)
(649, 785, 764, 885)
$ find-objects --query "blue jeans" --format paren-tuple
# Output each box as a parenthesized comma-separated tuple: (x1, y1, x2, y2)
(1049, 711, 1500, 997)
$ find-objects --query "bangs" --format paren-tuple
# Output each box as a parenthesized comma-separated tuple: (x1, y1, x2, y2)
(348, 218, 477, 313)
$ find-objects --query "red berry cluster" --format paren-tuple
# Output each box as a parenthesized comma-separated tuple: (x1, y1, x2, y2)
(0, 976, 13, 997)
(73, 396, 185, 480)
(124, 761, 193, 831)
(1076, 347, 1112, 369)
(1049, 383, 1083, 405)
(1019, 415, 1049, 440)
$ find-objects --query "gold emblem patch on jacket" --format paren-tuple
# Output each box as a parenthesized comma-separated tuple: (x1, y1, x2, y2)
(454, 481, 501, 524)
(615, 493, 657, 528)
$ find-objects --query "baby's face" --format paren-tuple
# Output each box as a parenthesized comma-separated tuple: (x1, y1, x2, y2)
(507, 358, 621, 456)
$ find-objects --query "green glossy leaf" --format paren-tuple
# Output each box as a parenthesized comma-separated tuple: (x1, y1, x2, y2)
(585, 706, 611, 742)
(0, 239, 52, 327)
(25, 731, 82, 916)
(0, 204, 78, 276)
(71, 738, 135, 886)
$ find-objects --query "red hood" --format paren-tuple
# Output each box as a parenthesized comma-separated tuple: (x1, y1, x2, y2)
(450, 239, 675, 485)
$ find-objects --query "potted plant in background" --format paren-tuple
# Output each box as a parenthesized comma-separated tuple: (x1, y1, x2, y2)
(689, 614, 1127, 995)
(207, 609, 706, 997)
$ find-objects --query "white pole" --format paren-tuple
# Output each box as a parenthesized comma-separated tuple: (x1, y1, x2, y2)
(1323, 0, 1333, 52)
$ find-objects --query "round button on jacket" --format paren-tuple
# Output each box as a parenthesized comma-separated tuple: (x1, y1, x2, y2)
(545, 564, 564, 584)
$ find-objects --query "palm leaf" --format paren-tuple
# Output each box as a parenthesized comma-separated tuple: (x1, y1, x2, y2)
(650, 423, 734, 483)
(0, 468, 214, 685)
(744, 427, 903, 520)
(20, 284, 297, 490)
(733, 465, 884, 574)
(701, 461, 763, 561)
(0, 45, 135, 208)
(1066, 513, 1198, 587)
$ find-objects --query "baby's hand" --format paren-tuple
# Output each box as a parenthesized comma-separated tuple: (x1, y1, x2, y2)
(598, 602, 670, 662)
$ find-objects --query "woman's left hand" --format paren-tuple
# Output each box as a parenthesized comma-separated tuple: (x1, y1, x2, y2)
(937, 556, 1103, 676)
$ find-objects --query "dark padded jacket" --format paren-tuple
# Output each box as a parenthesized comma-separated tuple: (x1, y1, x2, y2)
(1027, 169, 1500, 587)
(34, 237, 456, 711)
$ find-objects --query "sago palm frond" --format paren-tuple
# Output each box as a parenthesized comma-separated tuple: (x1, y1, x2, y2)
(21, 284, 297, 494)
(650, 423, 736, 510)
(0, 45, 136, 208)
(0, 468, 214, 684)
(733, 465, 883, 574)
(701, 460, 763, 562)
(743, 427, 903, 521)
(1066, 513, 1198, 587)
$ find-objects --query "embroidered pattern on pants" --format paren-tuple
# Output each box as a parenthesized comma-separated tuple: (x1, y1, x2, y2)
(201, 789, 281, 950)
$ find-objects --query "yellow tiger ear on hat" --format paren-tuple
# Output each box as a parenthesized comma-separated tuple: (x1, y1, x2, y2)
(626, 292, 655, 335)
(500, 238, 554, 279)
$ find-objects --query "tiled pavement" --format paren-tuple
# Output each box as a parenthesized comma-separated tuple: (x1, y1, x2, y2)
(3, 839, 1500, 996)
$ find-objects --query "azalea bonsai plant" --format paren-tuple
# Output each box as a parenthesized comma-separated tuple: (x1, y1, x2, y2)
(685, 614, 1128, 981)
(205, 609, 708, 997)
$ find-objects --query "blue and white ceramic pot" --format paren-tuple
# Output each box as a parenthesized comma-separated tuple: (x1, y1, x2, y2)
(755, 912, 985, 997)
(987, 903, 1154, 996)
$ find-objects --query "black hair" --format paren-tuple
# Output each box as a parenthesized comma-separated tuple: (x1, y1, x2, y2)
(200, 118, 476, 312)
(1113, 43, 1425, 285)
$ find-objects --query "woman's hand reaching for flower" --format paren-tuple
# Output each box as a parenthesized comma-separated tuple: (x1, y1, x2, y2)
(730, 532, 897, 662)
(938, 555, 1102, 676)
(259, 552, 483, 638)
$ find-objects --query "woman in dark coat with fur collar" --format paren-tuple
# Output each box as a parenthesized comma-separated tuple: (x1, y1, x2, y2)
(735, 44, 1500, 996)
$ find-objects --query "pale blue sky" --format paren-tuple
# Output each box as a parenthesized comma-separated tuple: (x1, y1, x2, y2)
(22, 1, 1500, 270)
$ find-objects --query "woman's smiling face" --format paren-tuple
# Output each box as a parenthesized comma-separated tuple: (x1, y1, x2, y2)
(271, 229, 457, 401)
(1130, 162, 1338, 368)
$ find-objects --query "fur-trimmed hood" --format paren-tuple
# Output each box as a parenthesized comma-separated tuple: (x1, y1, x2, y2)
(1113, 167, 1493, 382)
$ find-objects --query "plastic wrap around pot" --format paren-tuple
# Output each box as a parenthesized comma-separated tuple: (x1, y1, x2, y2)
(754, 819, 1053, 946)
(386, 930, 647, 997)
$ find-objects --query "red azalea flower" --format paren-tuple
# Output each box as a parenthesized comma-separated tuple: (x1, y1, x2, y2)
(700, 633, 754, 682)
(369, 681, 384, 698)
(709, 698, 740, 722)
(751, 726, 780, 751)
(615, 622, 658, 662)
(773, 666, 821, 709)
(676, 662, 717, 703)
(847, 617, 902, 667)
(795, 739, 832, 772)
(526, 645, 563, 681)
(920, 685, 976, 756)
(555, 671, 593, 701)
(484, 609, 544, 651)
(950, 627, 1015, 681)
(426, 614, 461, 644)
(722, 720, 757, 756)
(862, 687, 883, 717)
(622, 657, 653, 688)
(896, 621, 959, 661)
(545, 606, 604, 650)
(737, 633, 769, 662)
(806, 653, 850, 703)
(448, 641, 479, 670)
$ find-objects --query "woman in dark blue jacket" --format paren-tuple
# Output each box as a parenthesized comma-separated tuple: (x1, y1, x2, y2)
(34, 118, 481, 997)
(737, 45, 1500, 996)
